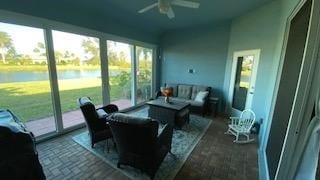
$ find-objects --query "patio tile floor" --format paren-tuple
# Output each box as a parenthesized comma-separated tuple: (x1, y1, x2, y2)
(36, 113, 259, 180)
(25, 99, 131, 137)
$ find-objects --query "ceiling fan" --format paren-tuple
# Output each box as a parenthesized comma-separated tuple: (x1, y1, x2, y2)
(138, 0, 200, 19)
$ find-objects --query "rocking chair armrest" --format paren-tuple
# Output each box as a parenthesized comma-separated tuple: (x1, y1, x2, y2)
(229, 117, 239, 125)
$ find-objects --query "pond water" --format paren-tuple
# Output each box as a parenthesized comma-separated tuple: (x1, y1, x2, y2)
(0, 69, 122, 83)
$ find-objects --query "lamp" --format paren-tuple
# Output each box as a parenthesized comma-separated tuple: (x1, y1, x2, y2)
(158, 0, 170, 14)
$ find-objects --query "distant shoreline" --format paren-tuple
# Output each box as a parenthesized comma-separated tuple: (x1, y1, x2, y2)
(0, 64, 130, 72)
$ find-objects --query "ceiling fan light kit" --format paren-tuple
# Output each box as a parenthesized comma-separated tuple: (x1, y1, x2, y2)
(138, 0, 200, 19)
(159, 0, 170, 14)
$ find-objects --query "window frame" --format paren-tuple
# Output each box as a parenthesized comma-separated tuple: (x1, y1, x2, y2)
(0, 10, 157, 141)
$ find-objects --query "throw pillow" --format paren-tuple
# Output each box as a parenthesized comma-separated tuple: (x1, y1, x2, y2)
(195, 91, 209, 102)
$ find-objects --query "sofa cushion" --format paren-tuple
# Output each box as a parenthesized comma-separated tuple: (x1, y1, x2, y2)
(191, 85, 208, 100)
(170, 98, 204, 107)
(111, 113, 151, 124)
(177, 85, 192, 99)
(166, 83, 178, 97)
(188, 100, 204, 107)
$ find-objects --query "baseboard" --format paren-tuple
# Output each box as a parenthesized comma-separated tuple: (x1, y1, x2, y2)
(258, 149, 270, 180)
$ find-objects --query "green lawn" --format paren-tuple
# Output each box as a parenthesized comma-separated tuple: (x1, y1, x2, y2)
(0, 79, 124, 122)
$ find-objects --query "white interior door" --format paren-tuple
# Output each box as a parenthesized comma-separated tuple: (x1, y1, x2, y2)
(228, 49, 260, 116)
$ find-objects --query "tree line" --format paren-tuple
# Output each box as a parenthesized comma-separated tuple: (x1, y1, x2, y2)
(0, 31, 152, 68)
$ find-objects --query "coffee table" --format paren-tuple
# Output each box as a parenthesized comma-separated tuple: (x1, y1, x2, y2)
(147, 99, 190, 129)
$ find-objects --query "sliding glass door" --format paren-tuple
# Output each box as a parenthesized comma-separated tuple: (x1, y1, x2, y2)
(0, 22, 56, 137)
(0, 18, 155, 140)
(136, 46, 153, 104)
(52, 30, 102, 129)
(107, 40, 133, 110)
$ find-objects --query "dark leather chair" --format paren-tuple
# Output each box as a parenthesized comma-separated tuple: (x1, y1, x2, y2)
(78, 97, 118, 149)
(0, 109, 45, 180)
(109, 113, 173, 179)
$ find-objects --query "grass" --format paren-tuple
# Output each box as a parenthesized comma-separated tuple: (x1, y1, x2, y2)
(0, 78, 124, 122)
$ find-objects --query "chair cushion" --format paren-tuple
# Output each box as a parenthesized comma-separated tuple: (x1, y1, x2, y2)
(166, 83, 178, 97)
(194, 91, 209, 103)
(177, 85, 192, 99)
(111, 113, 151, 124)
(191, 85, 208, 100)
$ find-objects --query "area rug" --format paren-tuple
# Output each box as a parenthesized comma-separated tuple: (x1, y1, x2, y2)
(72, 108, 211, 180)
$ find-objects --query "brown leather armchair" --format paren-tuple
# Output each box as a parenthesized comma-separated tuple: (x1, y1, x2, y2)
(78, 97, 118, 149)
(109, 113, 173, 179)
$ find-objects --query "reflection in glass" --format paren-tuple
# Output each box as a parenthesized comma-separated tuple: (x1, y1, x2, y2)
(232, 55, 253, 111)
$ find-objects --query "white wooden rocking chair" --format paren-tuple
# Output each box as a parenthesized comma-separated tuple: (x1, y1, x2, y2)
(225, 109, 256, 143)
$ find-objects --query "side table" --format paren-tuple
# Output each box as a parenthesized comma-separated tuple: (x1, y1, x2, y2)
(209, 97, 219, 117)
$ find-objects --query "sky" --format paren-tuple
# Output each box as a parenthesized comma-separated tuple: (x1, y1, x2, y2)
(0, 22, 133, 61)
(0, 22, 44, 55)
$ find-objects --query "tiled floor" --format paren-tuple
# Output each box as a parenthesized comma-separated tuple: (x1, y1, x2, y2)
(175, 116, 258, 180)
(25, 99, 131, 137)
(37, 114, 258, 180)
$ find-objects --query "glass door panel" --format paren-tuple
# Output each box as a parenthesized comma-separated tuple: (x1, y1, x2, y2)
(136, 46, 153, 104)
(52, 30, 102, 129)
(232, 55, 254, 111)
(107, 40, 133, 110)
(0, 22, 56, 137)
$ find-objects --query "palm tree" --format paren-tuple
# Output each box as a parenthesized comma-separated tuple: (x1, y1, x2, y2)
(0, 31, 14, 64)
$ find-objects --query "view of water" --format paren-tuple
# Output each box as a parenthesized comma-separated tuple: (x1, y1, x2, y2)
(0, 70, 123, 83)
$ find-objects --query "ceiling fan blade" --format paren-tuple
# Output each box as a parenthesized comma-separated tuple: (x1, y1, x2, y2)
(167, 6, 175, 19)
(171, 0, 200, 8)
(138, 3, 158, 13)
